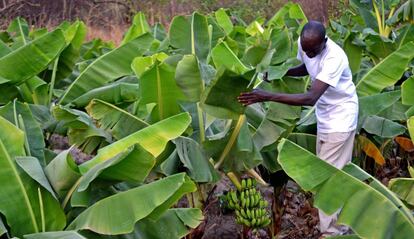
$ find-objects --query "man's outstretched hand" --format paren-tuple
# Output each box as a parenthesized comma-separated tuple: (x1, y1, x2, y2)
(238, 89, 272, 106)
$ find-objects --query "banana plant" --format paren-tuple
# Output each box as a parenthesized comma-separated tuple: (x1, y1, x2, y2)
(278, 138, 414, 238)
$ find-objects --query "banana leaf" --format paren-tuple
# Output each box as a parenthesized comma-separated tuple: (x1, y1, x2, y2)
(277, 138, 414, 239)
(44, 149, 80, 197)
(0, 116, 65, 237)
(67, 173, 196, 235)
(0, 101, 46, 165)
(0, 28, 65, 84)
(175, 55, 204, 102)
(131, 53, 168, 77)
(24, 231, 86, 239)
(133, 208, 203, 239)
(211, 41, 250, 75)
(361, 115, 406, 138)
(174, 137, 219, 183)
(71, 82, 139, 107)
(15, 156, 57, 199)
(359, 90, 401, 119)
(77, 144, 155, 192)
(215, 8, 233, 35)
(408, 116, 414, 142)
(121, 12, 151, 45)
(136, 61, 185, 122)
(78, 112, 191, 173)
(59, 33, 153, 104)
(356, 41, 414, 97)
(402, 76, 414, 105)
(269, 27, 292, 65)
(344, 32, 363, 74)
(52, 21, 86, 84)
(201, 69, 252, 119)
(7, 17, 29, 49)
(0, 38, 11, 57)
(169, 12, 210, 62)
(389, 178, 414, 206)
(86, 99, 149, 140)
(53, 105, 111, 154)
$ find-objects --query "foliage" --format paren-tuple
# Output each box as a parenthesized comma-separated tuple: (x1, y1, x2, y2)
(0, 2, 413, 238)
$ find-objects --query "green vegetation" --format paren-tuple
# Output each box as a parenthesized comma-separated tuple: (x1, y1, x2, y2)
(0, 1, 413, 238)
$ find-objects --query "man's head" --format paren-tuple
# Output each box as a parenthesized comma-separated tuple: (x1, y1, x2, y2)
(300, 20, 327, 58)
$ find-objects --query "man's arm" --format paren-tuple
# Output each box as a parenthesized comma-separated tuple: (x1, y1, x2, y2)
(285, 63, 308, 77)
(238, 79, 329, 106)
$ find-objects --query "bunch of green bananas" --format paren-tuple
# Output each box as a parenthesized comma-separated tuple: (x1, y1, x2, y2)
(225, 178, 271, 228)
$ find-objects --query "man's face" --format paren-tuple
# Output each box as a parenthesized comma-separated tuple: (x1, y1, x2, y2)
(301, 37, 327, 58)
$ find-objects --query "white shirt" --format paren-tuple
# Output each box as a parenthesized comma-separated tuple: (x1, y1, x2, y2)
(297, 37, 358, 133)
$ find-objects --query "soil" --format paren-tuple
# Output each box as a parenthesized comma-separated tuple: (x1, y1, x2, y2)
(189, 176, 321, 239)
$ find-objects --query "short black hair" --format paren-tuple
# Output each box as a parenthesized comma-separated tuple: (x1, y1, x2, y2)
(301, 20, 326, 42)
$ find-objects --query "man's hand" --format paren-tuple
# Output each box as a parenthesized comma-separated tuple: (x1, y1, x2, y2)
(238, 89, 272, 106)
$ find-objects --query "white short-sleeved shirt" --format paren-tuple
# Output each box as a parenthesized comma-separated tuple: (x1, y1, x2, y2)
(297, 37, 358, 133)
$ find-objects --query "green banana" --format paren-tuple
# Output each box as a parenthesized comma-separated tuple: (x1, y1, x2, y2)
(251, 218, 257, 227)
(230, 191, 238, 204)
(246, 208, 252, 219)
(246, 196, 250, 208)
(247, 178, 252, 188)
(240, 208, 247, 218)
(262, 218, 271, 227)
(241, 179, 246, 190)
(228, 199, 235, 209)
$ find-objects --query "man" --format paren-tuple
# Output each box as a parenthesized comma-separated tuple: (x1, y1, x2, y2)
(238, 20, 358, 237)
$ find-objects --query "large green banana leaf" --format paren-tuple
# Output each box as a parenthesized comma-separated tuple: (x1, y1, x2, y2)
(204, 118, 262, 172)
(78, 144, 155, 192)
(24, 231, 86, 239)
(201, 69, 252, 119)
(211, 41, 250, 75)
(0, 101, 46, 165)
(79, 112, 191, 173)
(135, 61, 185, 122)
(174, 137, 219, 182)
(361, 115, 406, 138)
(71, 82, 139, 107)
(121, 12, 151, 45)
(175, 55, 203, 102)
(269, 27, 292, 65)
(0, 29, 65, 84)
(0, 116, 65, 237)
(215, 8, 233, 35)
(44, 149, 80, 197)
(277, 138, 414, 239)
(53, 105, 111, 154)
(402, 76, 414, 105)
(343, 32, 363, 74)
(59, 33, 153, 104)
(356, 41, 414, 97)
(15, 156, 57, 199)
(52, 21, 86, 84)
(358, 90, 401, 120)
(86, 99, 149, 140)
(67, 173, 196, 235)
(389, 178, 414, 206)
(169, 12, 210, 62)
(134, 208, 203, 239)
